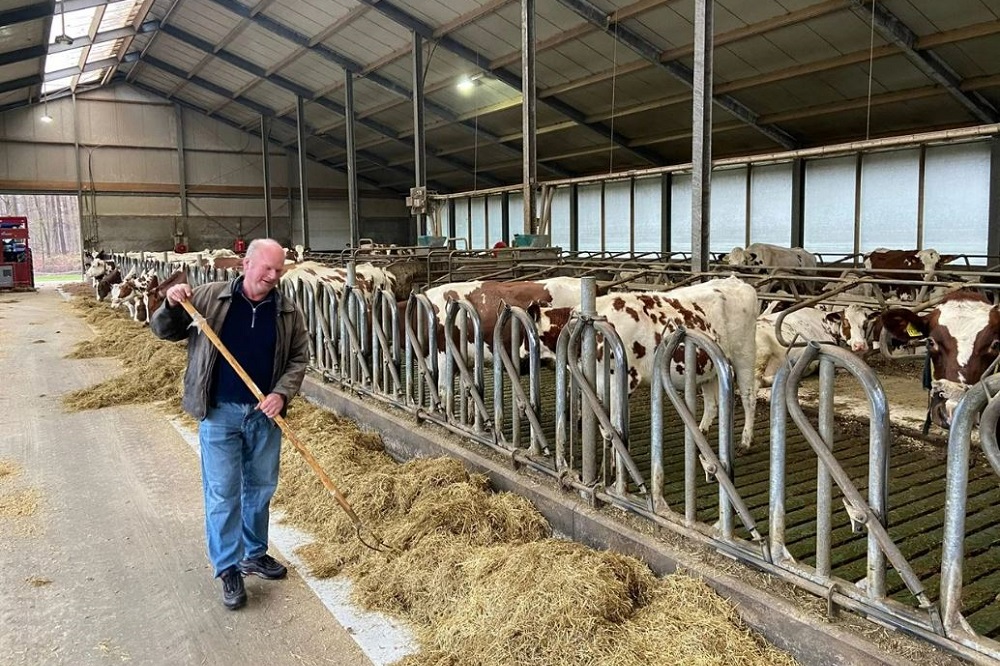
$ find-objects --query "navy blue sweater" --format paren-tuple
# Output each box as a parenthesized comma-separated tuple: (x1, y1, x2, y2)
(210, 281, 277, 405)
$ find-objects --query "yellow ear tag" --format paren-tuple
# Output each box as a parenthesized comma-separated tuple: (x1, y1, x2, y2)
(905, 323, 921, 338)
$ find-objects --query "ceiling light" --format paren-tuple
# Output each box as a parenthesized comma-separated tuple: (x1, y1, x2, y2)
(457, 72, 485, 94)
(54, 11, 73, 45)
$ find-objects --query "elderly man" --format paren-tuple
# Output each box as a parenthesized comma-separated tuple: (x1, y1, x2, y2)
(151, 238, 309, 610)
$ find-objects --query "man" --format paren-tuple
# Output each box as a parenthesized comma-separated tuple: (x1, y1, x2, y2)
(151, 238, 309, 610)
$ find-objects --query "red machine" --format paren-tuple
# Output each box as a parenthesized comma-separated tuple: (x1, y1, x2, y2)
(0, 216, 34, 290)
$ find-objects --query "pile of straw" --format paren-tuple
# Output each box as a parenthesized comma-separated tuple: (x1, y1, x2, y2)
(0, 460, 41, 538)
(63, 289, 795, 666)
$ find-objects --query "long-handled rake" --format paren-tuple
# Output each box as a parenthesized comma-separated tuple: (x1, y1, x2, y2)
(179, 299, 389, 553)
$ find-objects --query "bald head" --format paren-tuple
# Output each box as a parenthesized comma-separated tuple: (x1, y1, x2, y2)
(245, 238, 284, 260)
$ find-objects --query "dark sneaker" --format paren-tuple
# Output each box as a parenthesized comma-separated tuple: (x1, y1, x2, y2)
(238, 554, 287, 580)
(220, 566, 246, 610)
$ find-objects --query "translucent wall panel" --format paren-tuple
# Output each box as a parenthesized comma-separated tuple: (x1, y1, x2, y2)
(470, 197, 487, 249)
(634, 176, 662, 253)
(605, 180, 631, 252)
(923, 141, 990, 259)
(859, 149, 919, 252)
(804, 156, 856, 256)
(550, 187, 572, 250)
(670, 175, 692, 252)
(710, 167, 748, 252)
(750, 163, 792, 245)
(578, 184, 602, 251)
(508, 192, 523, 239)
(455, 198, 472, 246)
(487, 195, 505, 246)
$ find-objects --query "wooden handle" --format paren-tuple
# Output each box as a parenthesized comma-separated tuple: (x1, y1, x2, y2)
(179, 299, 363, 527)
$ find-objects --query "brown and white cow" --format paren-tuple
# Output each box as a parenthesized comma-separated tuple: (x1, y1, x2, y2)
(863, 248, 956, 301)
(531, 276, 758, 451)
(755, 304, 876, 387)
(882, 292, 1000, 428)
(280, 261, 396, 298)
(415, 276, 589, 374)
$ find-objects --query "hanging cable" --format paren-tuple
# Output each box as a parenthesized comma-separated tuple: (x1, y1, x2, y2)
(608, 13, 619, 174)
(865, 0, 877, 141)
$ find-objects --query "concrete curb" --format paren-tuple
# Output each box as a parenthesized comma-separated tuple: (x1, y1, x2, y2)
(302, 376, 915, 666)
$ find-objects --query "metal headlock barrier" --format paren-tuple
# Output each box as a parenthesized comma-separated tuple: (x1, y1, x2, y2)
(108, 251, 1000, 662)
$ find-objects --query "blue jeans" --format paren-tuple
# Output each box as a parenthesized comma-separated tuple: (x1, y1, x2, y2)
(199, 403, 282, 577)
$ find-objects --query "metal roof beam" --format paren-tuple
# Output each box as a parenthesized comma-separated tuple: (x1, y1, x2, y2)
(201, 0, 554, 176)
(849, 0, 999, 124)
(0, 0, 52, 27)
(44, 53, 135, 82)
(124, 77, 397, 193)
(0, 75, 41, 95)
(355, 0, 665, 167)
(0, 44, 48, 68)
(137, 56, 456, 191)
(156, 23, 504, 187)
(555, 0, 798, 150)
(48, 21, 160, 55)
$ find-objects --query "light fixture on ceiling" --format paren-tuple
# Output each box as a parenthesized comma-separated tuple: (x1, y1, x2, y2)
(40, 95, 53, 123)
(54, 9, 73, 45)
(457, 72, 485, 93)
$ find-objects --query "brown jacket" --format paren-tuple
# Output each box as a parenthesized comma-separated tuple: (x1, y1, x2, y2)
(150, 278, 309, 420)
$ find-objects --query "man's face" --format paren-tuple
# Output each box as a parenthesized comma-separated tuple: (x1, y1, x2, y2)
(242, 245, 286, 300)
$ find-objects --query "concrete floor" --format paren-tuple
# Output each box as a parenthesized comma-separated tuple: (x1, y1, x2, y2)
(0, 286, 374, 666)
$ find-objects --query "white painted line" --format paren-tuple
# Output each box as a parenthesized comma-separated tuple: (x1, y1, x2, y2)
(169, 418, 417, 666)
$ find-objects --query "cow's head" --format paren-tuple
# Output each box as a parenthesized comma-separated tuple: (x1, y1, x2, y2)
(725, 247, 754, 267)
(527, 302, 573, 363)
(882, 293, 1000, 428)
(823, 305, 877, 353)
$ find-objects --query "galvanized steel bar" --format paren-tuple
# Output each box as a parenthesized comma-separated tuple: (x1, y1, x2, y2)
(494, 306, 547, 456)
(295, 95, 310, 248)
(769, 360, 790, 562)
(690, 0, 713, 274)
(580, 277, 598, 485)
(816, 357, 835, 578)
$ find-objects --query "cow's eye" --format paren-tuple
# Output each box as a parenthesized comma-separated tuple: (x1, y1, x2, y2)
(927, 338, 938, 352)
(991, 339, 1000, 352)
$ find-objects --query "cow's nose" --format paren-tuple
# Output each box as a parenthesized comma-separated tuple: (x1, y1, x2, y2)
(851, 342, 867, 353)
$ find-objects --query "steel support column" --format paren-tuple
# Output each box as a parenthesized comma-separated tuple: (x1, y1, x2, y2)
(661, 173, 672, 254)
(501, 192, 510, 244)
(412, 31, 427, 237)
(989, 138, 1000, 263)
(853, 153, 863, 263)
(295, 97, 310, 248)
(176, 104, 189, 246)
(569, 184, 579, 252)
(521, 0, 538, 236)
(691, 0, 713, 273)
(261, 114, 273, 237)
(345, 70, 360, 248)
(791, 158, 805, 248)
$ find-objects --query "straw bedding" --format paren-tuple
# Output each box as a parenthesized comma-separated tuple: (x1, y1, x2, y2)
(62, 291, 796, 666)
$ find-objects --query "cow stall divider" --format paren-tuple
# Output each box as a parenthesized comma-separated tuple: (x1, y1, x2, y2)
(272, 260, 999, 663)
(940, 375, 1000, 661)
(650, 327, 767, 559)
(339, 264, 371, 388)
(770, 342, 944, 642)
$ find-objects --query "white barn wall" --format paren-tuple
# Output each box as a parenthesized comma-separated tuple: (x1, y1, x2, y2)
(0, 82, 409, 253)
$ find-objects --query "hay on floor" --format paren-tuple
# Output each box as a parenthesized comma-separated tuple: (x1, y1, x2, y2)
(64, 287, 797, 666)
(0, 459, 20, 481)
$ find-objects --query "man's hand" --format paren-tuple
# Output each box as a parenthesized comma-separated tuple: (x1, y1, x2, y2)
(166, 284, 194, 307)
(257, 392, 285, 419)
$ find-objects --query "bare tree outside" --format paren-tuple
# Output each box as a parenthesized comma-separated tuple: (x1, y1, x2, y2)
(0, 194, 81, 274)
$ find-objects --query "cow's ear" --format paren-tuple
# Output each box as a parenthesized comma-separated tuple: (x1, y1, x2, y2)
(881, 309, 929, 341)
(749, 253, 758, 262)
(824, 311, 842, 324)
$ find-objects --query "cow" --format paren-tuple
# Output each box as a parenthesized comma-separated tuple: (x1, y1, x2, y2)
(726, 243, 819, 295)
(280, 261, 396, 298)
(96, 267, 123, 301)
(863, 248, 956, 301)
(881, 291, 1000, 429)
(413, 276, 591, 379)
(530, 276, 758, 451)
(755, 304, 876, 387)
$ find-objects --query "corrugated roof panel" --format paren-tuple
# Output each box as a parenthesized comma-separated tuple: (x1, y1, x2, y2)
(264, 0, 360, 38)
(149, 33, 212, 70)
(888, 0, 998, 33)
(327, 16, 410, 64)
(274, 50, 338, 92)
(42, 75, 76, 94)
(938, 36, 1000, 78)
(195, 57, 259, 91)
(391, 0, 489, 28)
(46, 46, 86, 73)
(226, 23, 302, 68)
(241, 78, 296, 111)
(88, 41, 119, 62)
(168, 1, 243, 43)
(98, 0, 141, 32)
(50, 6, 98, 44)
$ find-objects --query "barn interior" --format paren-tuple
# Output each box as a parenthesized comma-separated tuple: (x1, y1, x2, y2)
(2, 0, 1000, 664)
